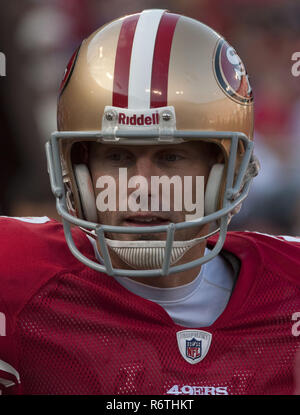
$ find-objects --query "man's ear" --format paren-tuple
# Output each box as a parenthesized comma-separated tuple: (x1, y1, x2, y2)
(216, 152, 225, 164)
(71, 142, 89, 164)
(73, 163, 98, 223)
(206, 143, 225, 167)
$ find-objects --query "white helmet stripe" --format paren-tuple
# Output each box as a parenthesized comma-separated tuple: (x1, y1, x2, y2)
(128, 9, 165, 109)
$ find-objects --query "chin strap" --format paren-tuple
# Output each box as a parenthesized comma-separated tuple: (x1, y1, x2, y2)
(104, 231, 219, 269)
(82, 227, 220, 270)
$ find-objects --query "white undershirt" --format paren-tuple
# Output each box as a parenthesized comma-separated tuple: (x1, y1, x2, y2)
(87, 237, 235, 328)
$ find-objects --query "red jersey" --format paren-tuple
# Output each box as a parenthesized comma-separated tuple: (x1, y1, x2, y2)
(0, 216, 299, 395)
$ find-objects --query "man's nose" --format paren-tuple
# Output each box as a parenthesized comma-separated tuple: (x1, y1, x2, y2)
(134, 156, 158, 181)
(128, 156, 160, 202)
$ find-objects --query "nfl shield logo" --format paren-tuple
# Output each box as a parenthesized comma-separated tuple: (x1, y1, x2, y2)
(186, 338, 202, 360)
(176, 330, 212, 364)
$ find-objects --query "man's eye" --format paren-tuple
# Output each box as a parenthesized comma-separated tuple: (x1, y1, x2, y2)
(109, 153, 122, 161)
(107, 151, 132, 162)
(159, 153, 183, 162)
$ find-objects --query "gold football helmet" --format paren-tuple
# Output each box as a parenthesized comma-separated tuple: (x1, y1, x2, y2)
(46, 9, 259, 277)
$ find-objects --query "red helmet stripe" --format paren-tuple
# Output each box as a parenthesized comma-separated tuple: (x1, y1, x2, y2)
(113, 14, 140, 108)
(150, 13, 180, 108)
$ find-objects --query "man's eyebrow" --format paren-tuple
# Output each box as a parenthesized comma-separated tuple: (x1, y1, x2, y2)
(156, 146, 189, 152)
(93, 145, 128, 152)
(102, 146, 133, 152)
(98, 146, 137, 158)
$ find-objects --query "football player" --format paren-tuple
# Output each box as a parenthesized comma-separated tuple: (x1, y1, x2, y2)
(0, 9, 300, 395)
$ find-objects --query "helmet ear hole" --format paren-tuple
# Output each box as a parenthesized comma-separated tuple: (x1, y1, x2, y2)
(204, 164, 225, 215)
(73, 164, 98, 223)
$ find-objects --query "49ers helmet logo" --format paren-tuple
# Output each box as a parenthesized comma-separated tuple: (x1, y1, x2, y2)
(59, 46, 80, 96)
(214, 38, 253, 104)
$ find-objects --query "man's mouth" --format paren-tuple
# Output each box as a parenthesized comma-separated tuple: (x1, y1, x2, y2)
(123, 215, 170, 227)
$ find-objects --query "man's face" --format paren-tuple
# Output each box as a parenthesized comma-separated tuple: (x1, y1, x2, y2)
(88, 141, 220, 243)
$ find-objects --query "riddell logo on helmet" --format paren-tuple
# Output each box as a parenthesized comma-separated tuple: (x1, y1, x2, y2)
(118, 112, 159, 126)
